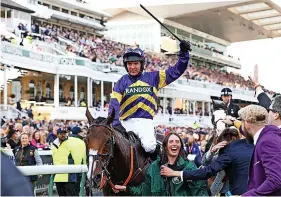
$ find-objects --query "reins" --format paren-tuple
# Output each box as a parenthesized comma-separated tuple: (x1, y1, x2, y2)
(87, 122, 135, 192)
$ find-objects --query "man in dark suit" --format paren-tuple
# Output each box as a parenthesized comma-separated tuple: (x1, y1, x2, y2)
(221, 88, 240, 118)
(160, 138, 254, 195)
(254, 82, 279, 108)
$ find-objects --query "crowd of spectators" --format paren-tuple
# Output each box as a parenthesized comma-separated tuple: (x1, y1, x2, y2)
(36, 22, 276, 93)
(1, 115, 211, 168)
(0, 21, 277, 95)
(0, 116, 88, 150)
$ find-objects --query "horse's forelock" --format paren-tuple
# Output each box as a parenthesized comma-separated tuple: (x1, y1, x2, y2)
(87, 124, 111, 151)
(213, 109, 226, 122)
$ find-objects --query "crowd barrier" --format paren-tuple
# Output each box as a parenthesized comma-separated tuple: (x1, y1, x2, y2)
(18, 165, 87, 196)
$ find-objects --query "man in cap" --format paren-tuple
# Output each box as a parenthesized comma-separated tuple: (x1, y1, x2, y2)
(268, 95, 281, 129)
(225, 96, 281, 131)
(220, 87, 240, 118)
(238, 105, 281, 196)
(70, 126, 86, 194)
(70, 126, 84, 140)
(52, 128, 86, 196)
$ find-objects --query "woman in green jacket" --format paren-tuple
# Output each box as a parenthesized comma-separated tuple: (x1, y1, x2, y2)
(114, 132, 208, 196)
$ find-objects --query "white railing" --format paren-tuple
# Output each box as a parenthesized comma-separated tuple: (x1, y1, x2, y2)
(17, 165, 88, 176)
(0, 104, 28, 119)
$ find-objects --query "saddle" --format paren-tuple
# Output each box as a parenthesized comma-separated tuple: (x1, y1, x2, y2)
(127, 131, 139, 144)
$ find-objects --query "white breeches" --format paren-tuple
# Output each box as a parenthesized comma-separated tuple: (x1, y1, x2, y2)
(122, 118, 157, 153)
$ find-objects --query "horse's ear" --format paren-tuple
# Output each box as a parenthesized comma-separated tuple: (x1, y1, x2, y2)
(106, 108, 115, 125)
(86, 107, 95, 124)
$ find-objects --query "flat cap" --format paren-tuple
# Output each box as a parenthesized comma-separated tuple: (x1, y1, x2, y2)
(238, 104, 268, 124)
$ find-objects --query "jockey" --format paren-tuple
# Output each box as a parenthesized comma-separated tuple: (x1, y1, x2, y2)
(108, 40, 190, 154)
(220, 87, 240, 118)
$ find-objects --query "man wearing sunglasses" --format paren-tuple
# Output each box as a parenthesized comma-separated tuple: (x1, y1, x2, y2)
(108, 40, 190, 155)
(268, 95, 281, 129)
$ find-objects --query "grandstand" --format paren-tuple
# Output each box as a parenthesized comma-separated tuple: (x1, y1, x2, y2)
(1, 0, 281, 127)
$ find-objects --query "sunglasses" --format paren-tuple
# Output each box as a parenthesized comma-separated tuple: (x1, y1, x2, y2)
(268, 106, 278, 113)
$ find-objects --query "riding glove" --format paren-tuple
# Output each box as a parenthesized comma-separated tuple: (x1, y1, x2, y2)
(179, 40, 191, 52)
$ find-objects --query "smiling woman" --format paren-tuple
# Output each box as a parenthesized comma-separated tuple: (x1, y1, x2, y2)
(114, 132, 208, 196)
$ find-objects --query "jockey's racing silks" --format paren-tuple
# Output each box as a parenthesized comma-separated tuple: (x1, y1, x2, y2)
(108, 52, 189, 125)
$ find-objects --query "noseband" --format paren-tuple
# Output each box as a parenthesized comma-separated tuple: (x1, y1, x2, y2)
(211, 109, 228, 132)
(86, 121, 135, 193)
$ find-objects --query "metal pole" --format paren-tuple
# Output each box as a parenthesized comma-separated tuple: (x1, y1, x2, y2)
(75, 75, 78, 107)
(87, 77, 90, 107)
(101, 81, 104, 111)
(48, 174, 54, 196)
(202, 101, 205, 116)
(54, 74, 59, 108)
(79, 173, 86, 196)
(4, 65, 7, 107)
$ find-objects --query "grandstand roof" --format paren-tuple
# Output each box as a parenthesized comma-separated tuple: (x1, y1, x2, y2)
(96, 0, 281, 42)
(1, 0, 35, 13)
(46, 0, 111, 17)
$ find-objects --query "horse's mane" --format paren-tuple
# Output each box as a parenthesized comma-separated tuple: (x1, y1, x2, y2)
(92, 117, 130, 140)
(94, 117, 107, 125)
(212, 100, 226, 111)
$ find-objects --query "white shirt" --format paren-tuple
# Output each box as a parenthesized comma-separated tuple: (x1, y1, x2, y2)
(278, 125, 281, 129)
(255, 86, 264, 97)
(253, 127, 264, 145)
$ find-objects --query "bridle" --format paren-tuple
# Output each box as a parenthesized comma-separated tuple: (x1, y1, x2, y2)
(211, 108, 228, 133)
(86, 121, 135, 193)
(87, 122, 115, 189)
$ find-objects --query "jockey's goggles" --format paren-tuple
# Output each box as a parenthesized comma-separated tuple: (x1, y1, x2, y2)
(124, 48, 143, 57)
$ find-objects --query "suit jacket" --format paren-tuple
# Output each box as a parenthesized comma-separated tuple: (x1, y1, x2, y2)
(243, 125, 281, 196)
(182, 139, 254, 195)
(1, 152, 34, 196)
(227, 102, 240, 118)
(257, 92, 271, 110)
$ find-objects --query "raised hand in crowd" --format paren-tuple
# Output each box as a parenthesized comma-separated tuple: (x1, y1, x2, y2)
(223, 115, 236, 126)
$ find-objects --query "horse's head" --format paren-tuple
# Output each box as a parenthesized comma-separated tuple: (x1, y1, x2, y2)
(85, 107, 115, 181)
(211, 100, 227, 137)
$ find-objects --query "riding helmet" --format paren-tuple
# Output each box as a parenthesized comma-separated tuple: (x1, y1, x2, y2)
(123, 48, 145, 75)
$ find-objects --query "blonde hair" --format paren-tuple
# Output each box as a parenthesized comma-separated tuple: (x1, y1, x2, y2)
(238, 104, 268, 125)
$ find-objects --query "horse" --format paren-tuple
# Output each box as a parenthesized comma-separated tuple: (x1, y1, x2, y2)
(85, 107, 164, 196)
(205, 99, 228, 153)
(204, 100, 230, 194)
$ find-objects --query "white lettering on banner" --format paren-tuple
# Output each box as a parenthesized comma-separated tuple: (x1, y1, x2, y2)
(59, 58, 76, 65)
(5, 46, 23, 56)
